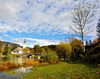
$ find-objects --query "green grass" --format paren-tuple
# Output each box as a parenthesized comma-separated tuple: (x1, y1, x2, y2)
(24, 61, 100, 79)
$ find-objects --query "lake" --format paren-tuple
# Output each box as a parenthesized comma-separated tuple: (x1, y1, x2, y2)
(0, 57, 34, 65)
(0, 57, 34, 79)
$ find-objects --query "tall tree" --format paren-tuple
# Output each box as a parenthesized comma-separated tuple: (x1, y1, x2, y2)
(69, 1, 98, 52)
(97, 18, 100, 40)
(3, 43, 9, 55)
(86, 40, 89, 46)
(89, 40, 92, 45)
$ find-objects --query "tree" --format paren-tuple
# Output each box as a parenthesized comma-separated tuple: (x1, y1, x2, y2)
(42, 46, 51, 53)
(69, 1, 98, 52)
(89, 40, 92, 45)
(93, 39, 100, 44)
(86, 40, 89, 46)
(23, 47, 29, 53)
(30, 48, 34, 53)
(3, 43, 9, 55)
(0, 41, 3, 54)
(11, 45, 17, 51)
(40, 48, 46, 53)
(56, 42, 72, 60)
(70, 39, 82, 57)
(34, 45, 40, 53)
(97, 18, 100, 40)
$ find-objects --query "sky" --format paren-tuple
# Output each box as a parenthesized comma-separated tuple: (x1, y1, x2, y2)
(0, 0, 100, 48)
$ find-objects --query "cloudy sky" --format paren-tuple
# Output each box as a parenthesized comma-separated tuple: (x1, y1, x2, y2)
(0, 0, 100, 48)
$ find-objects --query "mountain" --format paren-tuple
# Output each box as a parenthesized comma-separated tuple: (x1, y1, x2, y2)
(1, 41, 20, 49)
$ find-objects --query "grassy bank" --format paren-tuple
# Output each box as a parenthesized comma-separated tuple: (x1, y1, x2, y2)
(24, 61, 100, 79)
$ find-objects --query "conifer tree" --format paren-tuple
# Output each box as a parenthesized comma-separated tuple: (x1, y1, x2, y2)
(97, 18, 100, 40)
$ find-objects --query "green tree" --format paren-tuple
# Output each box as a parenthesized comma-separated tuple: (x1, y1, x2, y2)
(86, 40, 89, 46)
(11, 45, 17, 51)
(0, 41, 3, 54)
(69, 1, 98, 52)
(56, 42, 72, 60)
(3, 43, 9, 55)
(34, 45, 40, 53)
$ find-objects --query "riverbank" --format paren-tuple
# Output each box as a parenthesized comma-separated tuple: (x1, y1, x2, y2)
(23, 60, 100, 79)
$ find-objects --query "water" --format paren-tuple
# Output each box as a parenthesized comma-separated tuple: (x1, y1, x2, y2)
(0, 66, 33, 79)
(0, 57, 34, 65)
(0, 57, 34, 79)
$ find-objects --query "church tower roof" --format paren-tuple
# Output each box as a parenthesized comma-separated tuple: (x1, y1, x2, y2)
(23, 39, 26, 43)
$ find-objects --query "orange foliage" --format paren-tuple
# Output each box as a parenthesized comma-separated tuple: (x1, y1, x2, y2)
(24, 59, 39, 66)
(93, 39, 100, 44)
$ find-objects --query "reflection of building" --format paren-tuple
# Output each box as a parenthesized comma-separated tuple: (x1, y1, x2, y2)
(23, 39, 26, 49)
(11, 47, 23, 54)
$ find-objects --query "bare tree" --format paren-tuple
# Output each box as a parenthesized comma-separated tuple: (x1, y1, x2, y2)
(69, 1, 99, 52)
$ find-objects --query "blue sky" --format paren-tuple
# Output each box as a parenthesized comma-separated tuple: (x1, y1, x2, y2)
(0, 0, 100, 47)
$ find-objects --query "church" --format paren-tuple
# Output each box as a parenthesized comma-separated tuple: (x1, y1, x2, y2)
(11, 39, 27, 54)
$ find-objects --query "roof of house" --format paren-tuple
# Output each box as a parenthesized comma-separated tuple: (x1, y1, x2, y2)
(13, 47, 23, 52)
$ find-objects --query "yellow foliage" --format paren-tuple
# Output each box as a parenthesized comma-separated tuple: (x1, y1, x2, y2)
(56, 41, 72, 60)
(23, 47, 30, 53)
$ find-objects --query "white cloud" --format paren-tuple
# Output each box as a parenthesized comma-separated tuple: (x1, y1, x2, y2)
(11, 37, 60, 47)
(0, 0, 100, 40)
(3, 34, 9, 37)
(0, 36, 2, 41)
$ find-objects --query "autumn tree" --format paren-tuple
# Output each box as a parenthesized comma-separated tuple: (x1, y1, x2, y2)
(23, 47, 29, 53)
(30, 48, 34, 53)
(34, 45, 40, 53)
(0, 41, 3, 54)
(69, 1, 98, 52)
(70, 39, 82, 58)
(42, 46, 51, 53)
(56, 42, 72, 60)
(40, 48, 46, 53)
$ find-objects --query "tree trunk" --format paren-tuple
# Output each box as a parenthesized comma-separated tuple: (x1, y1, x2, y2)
(82, 35, 85, 53)
(63, 54, 66, 60)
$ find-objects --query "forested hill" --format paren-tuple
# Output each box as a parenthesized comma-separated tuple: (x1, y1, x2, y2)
(1, 41, 20, 49)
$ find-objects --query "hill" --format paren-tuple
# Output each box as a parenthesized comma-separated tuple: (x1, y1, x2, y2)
(1, 41, 20, 49)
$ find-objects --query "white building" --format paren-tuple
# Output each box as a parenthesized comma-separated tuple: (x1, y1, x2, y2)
(11, 47, 23, 54)
(11, 39, 27, 54)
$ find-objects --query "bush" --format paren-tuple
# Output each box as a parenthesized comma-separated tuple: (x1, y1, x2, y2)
(42, 52, 58, 64)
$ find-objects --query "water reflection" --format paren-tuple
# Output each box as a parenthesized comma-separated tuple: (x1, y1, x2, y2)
(15, 66, 32, 73)
(21, 67, 25, 73)
(0, 57, 34, 65)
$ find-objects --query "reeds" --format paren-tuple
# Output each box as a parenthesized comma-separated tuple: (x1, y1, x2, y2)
(0, 61, 20, 70)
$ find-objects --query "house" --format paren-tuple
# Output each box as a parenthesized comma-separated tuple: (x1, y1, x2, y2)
(11, 39, 27, 54)
(11, 47, 23, 54)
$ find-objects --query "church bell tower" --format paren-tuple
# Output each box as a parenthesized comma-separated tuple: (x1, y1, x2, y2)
(23, 39, 26, 49)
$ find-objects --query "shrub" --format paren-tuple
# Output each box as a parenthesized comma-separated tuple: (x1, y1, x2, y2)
(42, 52, 58, 64)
